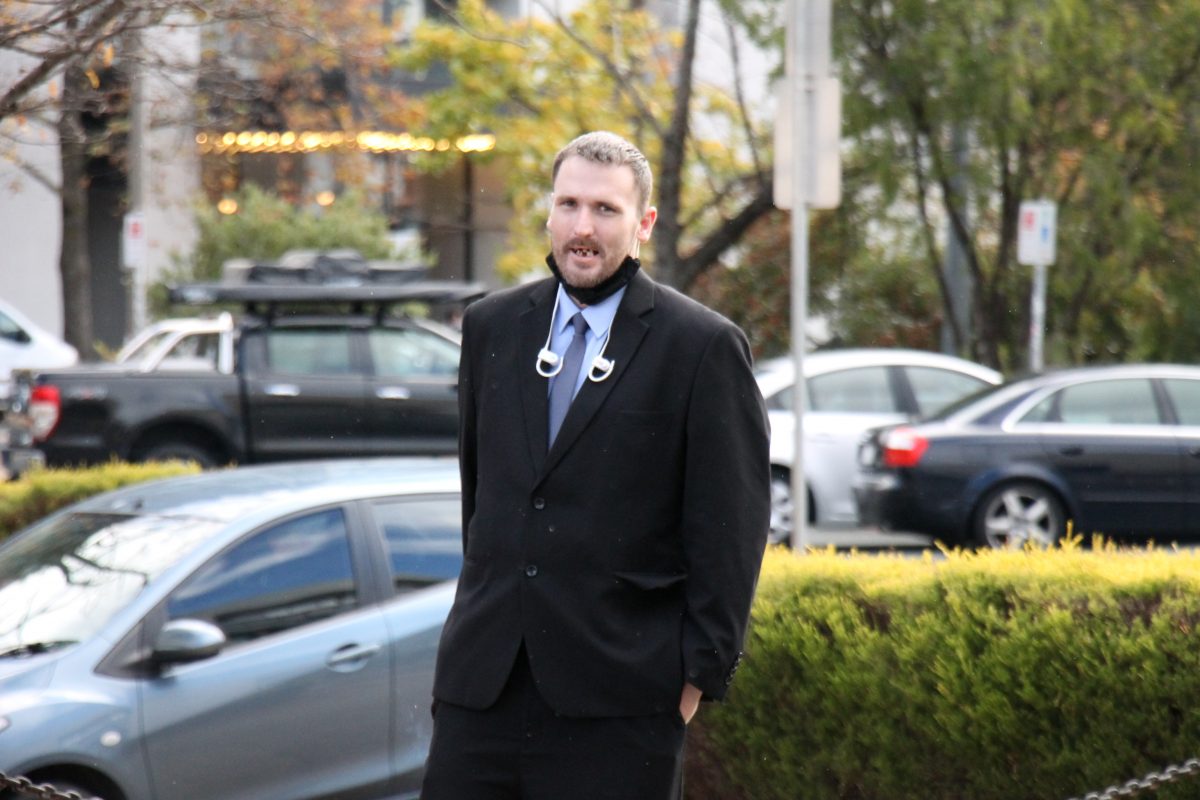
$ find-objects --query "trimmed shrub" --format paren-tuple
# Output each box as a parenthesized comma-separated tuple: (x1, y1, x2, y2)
(688, 543, 1200, 800)
(0, 461, 201, 541)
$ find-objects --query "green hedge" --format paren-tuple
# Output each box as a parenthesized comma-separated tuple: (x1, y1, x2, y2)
(0, 461, 201, 541)
(687, 543, 1200, 800)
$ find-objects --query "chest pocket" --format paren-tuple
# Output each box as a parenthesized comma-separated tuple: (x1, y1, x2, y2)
(610, 410, 676, 454)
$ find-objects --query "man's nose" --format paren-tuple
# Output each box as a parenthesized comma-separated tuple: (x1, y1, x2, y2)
(572, 209, 594, 236)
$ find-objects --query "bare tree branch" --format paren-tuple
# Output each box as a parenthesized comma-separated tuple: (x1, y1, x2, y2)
(720, 5, 764, 180)
(1, 150, 60, 193)
(531, 0, 666, 139)
(0, 0, 132, 121)
(678, 175, 775, 289)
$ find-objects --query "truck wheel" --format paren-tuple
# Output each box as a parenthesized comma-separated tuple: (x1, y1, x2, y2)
(136, 440, 220, 469)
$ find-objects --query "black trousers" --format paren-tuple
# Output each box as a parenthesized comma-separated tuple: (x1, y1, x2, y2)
(421, 647, 686, 799)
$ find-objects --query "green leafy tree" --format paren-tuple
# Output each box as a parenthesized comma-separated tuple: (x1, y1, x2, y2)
(693, 187, 943, 359)
(152, 184, 392, 315)
(187, 184, 392, 279)
(836, 0, 1200, 370)
(397, 0, 777, 290)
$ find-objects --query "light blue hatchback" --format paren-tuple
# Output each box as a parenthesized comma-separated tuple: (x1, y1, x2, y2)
(0, 458, 462, 800)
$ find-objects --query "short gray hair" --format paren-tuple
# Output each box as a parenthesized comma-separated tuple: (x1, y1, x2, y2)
(552, 131, 653, 212)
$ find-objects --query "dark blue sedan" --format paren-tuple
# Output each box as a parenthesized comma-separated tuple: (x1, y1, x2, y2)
(854, 364, 1200, 548)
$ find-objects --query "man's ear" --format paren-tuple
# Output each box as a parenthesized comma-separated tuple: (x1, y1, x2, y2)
(637, 206, 658, 242)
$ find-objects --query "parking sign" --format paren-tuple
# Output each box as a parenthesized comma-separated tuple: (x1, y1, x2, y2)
(1017, 200, 1056, 266)
(122, 211, 147, 270)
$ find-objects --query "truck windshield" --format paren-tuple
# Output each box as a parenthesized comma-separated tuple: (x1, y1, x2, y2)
(0, 512, 222, 653)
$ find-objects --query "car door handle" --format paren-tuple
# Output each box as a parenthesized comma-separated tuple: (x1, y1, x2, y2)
(264, 383, 300, 397)
(327, 643, 382, 670)
(1058, 445, 1084, 456)
(375, 386, 412, 400)
(1188, 445, 1200, 459)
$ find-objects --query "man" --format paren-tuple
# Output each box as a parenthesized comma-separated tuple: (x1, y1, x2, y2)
(421, 131, 770, 799)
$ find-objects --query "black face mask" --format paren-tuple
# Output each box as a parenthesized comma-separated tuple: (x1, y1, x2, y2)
(545, 253, 641, 306)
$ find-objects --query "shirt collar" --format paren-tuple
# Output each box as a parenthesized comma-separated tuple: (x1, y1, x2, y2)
(554, 283, 626, 339)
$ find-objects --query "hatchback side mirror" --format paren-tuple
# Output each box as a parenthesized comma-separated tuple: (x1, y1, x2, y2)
(152, 619, 226, 664)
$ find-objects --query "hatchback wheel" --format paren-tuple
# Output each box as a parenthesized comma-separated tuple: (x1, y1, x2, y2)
(973, 481, 1065, 549)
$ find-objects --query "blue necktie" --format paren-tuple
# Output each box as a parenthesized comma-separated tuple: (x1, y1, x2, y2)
(548, 312, 588, 447)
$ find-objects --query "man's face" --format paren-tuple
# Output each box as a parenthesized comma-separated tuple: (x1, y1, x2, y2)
(548, 156, 657, 290)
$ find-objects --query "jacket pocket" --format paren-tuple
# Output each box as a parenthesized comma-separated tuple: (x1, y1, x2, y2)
(616, 410, 675, 437)
(613, 570, 688, 590)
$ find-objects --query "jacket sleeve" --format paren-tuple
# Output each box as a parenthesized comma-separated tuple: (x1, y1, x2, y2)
(457, 305, 479, 555)
(680, 323, 771, 700)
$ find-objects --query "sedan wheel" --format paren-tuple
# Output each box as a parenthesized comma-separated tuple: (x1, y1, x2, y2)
(768, 469, 816, 546)
(973, 482, 1065, 549)
(769, 470, 793, 546)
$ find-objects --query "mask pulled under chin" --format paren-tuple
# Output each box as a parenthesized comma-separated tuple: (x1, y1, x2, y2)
(545, 253, 641, 306)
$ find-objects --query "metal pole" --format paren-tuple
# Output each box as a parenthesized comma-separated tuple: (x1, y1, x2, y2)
(789, 194, 808, 551)
(126, 30, 147, 335)
(788, 0, 809, 551)
(1029, 261, 1046, 372)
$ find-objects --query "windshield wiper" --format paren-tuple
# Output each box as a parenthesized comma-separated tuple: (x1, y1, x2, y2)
(0, 640, 78, 658)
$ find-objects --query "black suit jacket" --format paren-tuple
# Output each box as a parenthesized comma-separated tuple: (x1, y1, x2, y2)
(432, 270, 770, 718)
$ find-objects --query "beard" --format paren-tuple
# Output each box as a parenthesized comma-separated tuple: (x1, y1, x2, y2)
(551, 239, 628, 288)
(545, 252, 641, 306)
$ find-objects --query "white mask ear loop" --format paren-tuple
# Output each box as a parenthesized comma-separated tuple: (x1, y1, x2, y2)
(536, 290, 564, 378)
(588, 327, 615, 382)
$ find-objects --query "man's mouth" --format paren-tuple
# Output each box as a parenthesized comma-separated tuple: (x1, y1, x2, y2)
(569, 246, 600, 260)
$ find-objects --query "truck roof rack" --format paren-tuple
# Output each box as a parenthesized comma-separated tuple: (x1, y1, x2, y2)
(220, 249, 429, 286)
(168, 280, 488, 309)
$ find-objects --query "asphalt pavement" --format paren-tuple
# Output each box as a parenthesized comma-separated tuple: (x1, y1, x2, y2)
(790, 525, 935, 552)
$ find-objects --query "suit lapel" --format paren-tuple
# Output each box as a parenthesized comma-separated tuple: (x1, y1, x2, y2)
(541, 271, 655, 477)
(519, 280, 557, 476)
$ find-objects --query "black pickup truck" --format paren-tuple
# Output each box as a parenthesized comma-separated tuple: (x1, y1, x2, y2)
(7, 282, 482, 468)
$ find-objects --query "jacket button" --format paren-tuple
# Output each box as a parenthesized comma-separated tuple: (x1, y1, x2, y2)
(525, 564, 539, 577)
(532, 497, 546, 510)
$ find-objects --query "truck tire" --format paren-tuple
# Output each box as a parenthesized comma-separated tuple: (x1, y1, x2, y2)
(136, 440, 220, 469)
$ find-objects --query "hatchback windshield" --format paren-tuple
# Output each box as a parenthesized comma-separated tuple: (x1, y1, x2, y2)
(0, 512, 222, 653)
